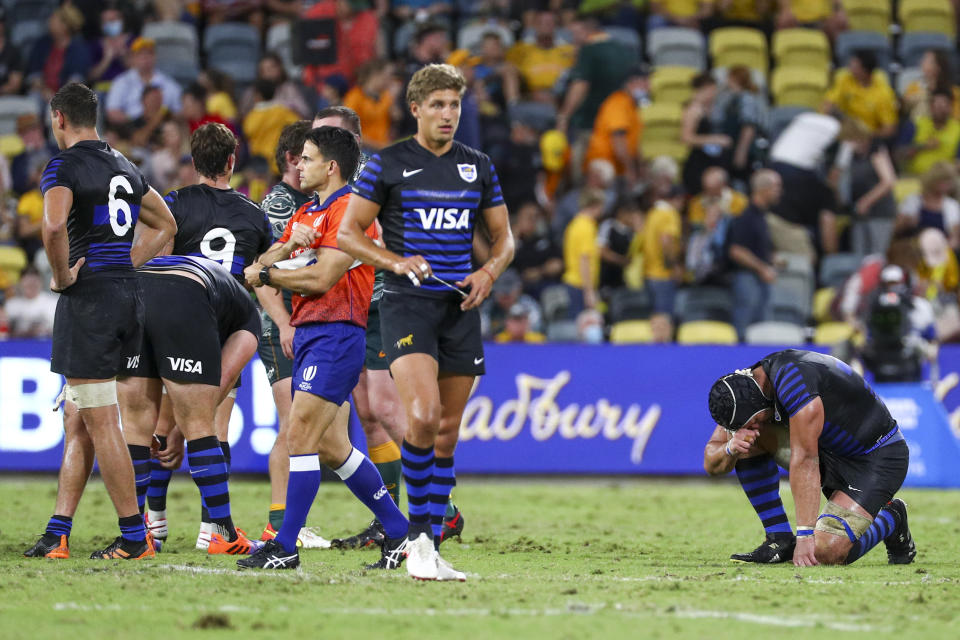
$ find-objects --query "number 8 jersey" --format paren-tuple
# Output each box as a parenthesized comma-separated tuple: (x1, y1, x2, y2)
(164, 184, 272, 283)
(40, 140, 150, 278)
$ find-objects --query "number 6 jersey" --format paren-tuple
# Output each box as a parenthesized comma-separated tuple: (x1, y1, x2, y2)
(165, 183, 272, 283)
(40, 140, 150, 278)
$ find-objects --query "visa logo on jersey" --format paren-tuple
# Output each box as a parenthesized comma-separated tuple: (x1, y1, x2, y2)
(168, 357, 203, 373)
(415, 208, 470, 230)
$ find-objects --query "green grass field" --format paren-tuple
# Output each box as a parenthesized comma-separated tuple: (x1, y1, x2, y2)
(0, 476, 958, 640)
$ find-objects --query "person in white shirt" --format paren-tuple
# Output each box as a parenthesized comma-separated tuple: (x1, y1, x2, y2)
(105, 37, 182, 126)
(4, 269, 58, 338)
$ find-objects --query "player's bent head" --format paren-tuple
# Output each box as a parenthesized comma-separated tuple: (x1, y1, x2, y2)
(276, 120, 312, 175)
(50, 82, 98, 129)
(191, 122, 237, 179)
(313, 105, 362, 139)
(407, 63, 466, 107)
(306, 126, 360, 182)
(708, 371, 773, 431)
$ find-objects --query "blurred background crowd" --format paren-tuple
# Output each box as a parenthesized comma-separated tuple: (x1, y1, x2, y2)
(0, 0, 957, 372)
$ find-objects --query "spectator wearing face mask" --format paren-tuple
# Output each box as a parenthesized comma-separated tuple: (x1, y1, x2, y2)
(87, 5, 132, 91)
(584, 63, 649, 191)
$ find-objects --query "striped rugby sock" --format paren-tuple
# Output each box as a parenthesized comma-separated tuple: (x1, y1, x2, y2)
(147, 464, 172, 512)
(429, 456, 456, 546)
(368, 440, 402, 506)
(276, 454, 322, 553)
(119, 514, 146, 542)
(46, 514, 73, 538)
(187, 436, 235, 539)
(128, 444, 151, 515)
(844, 507, 897, 564)
(735, 455, 792, 537)
(401, 440, 434, 539)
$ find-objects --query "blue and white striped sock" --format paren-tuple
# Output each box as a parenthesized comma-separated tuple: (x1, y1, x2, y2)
(401, 440, 434, 539)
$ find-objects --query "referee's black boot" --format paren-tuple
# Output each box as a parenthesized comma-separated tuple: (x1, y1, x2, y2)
(730, 533, 795, 563)
(884, 499, 917, 565)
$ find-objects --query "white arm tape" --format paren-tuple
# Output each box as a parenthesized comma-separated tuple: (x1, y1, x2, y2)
(65, 380, 118, 409)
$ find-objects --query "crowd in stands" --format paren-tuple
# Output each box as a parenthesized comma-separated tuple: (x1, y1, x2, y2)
(2, 0, 960, 351)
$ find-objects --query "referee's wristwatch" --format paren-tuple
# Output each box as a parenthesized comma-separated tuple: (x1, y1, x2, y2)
(259, 265, 275, 286)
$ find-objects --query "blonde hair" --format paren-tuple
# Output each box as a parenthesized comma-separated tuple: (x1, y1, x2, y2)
(921, 160, 957, 194)
(407, 64, 466, 105)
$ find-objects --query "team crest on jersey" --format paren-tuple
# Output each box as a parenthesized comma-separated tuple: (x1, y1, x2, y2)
(457, 163, 477, 183)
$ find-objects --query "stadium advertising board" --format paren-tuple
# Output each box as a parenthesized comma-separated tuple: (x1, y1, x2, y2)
(1, 340, 958, 486)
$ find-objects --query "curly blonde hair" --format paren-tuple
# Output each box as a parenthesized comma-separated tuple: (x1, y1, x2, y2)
(406, 64, 466, 106)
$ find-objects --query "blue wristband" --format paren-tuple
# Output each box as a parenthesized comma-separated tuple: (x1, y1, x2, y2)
(796, 527, 814, 537)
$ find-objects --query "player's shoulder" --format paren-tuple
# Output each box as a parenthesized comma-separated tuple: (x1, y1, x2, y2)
(376, 138, 415, 162)
(450, 140, 493, 166)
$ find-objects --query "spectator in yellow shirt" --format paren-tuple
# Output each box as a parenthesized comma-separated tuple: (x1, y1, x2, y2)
(506, 10, 575, 98)
(242, 79, 300, 175)
(648, 0, 716, 31)
(343, 58, 397, 150)
(822, 50, 898, 139)
(900, 89, 960, 177)
(494, 303, 547, 344)
(687, 166, 748, 228)
(562, 188, 606, 317)
(643, 185, 685, 342)
(584, 64, 648, 189)
(776, 0, 846, 40)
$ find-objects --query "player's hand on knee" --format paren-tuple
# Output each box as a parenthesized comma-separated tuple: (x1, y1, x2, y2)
(793, 536, 819, 567)
(393, 255, 432, 286)
(457, 268, 495, 310)
(51, 256, 85, 293)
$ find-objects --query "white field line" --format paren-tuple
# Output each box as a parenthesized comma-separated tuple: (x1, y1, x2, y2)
(47, 600, 890, 631)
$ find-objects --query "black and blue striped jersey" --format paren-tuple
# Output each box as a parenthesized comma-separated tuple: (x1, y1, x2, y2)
(40, 140, 150, 278)
(760, 350, 902, 457)
(352, 139, 504, 297)
(165, 184, 272, 282)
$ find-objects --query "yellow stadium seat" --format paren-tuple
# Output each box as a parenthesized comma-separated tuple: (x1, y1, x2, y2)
(772, 29, 831, 69)
(812, 287, 835, 324)
(899, 0, 955, 35)
(894, 177, 922, 203)
(610, 320, 654, 344)
(844, 0, 892, 34)
(0, 134, 23, 158)
(676, 320, 738, 345)
(641, 102, 688, 161)
(0, 244, 27, 289)
(650, 66, 698, 104)
(709, 27, 768, 73)
(813, 321, 855, 345)
(771, 66, 829, 109)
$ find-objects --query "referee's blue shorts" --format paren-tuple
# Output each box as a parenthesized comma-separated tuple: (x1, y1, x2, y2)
(291, 321, 365, 404)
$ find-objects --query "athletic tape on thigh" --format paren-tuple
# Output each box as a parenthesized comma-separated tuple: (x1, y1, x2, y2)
(816, 501, 872, 541)
(227, 389, 237, 399)
(334, 447, 365, 480)
(64, 381, 118, 409)
(771, 425, 791, 469)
